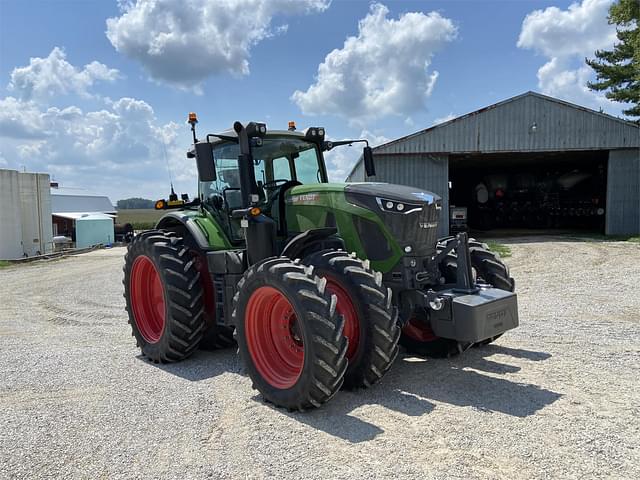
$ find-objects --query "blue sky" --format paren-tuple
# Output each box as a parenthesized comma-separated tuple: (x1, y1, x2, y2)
(0, 0, 619, 201)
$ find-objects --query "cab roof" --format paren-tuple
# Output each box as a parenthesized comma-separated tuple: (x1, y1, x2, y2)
(206, 129, 308, 145)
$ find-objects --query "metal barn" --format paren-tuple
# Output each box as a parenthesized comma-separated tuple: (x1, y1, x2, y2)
(347, 92, 640, 237)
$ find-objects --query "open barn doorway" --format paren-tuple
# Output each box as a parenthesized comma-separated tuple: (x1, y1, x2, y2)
(448, 151, 608, 234)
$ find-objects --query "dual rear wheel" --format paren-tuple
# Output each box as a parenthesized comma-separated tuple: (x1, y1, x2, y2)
(123, 230, 235, 363)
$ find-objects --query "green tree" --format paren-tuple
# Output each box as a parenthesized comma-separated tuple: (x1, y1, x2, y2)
(586, 0, 640, 119)
(117, 197, 155, 209)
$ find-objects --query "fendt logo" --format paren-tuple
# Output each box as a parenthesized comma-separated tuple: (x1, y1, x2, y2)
(418, 222, 437, 229)
(487, 309, 507, 328)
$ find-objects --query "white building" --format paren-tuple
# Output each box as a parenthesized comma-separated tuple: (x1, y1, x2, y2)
(51, 187, 116, 245)
(0, 169, 53, 259)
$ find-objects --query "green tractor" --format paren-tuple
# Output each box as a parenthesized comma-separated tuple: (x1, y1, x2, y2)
(123, 114, 518, 410)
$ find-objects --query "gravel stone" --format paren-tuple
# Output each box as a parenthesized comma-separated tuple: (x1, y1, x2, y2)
(0, 238, 638, 479)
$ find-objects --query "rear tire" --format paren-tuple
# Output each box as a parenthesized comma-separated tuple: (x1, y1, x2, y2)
(123, 230, 206, 362)
(303, 250, 400, 389)
(200, 325, 236, 350)
(172, 230, 237, 351)
(233, 257, 348, 410)
(400, 238, 515, 357)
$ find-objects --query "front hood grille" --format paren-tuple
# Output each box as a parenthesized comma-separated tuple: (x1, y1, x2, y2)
(345, 183, 441, 258)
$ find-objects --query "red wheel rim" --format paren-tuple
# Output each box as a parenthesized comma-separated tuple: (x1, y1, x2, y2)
(325, 276, 360, 360)
(403, 317, 438, 342)
(245, 287, 304, 389)
(192, 251, 215, 321)
(130, 255, 166, 343)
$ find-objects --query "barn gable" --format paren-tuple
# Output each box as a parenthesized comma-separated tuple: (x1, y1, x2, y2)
(374, 92, 639, 155)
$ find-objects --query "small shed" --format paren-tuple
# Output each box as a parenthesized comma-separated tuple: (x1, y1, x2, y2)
(50, 187, 116, 243)
(75, 214, 115, 248)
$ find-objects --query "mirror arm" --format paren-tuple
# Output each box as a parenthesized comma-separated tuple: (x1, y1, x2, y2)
(323, 139, 369, 151)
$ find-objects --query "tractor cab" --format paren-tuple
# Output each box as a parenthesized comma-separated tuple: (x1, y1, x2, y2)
(197, 129, 328, 243)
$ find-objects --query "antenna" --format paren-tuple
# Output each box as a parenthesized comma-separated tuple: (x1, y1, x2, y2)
(160, 137, 173, 189)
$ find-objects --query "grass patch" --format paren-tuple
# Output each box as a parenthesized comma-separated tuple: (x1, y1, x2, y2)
(116, 209, 165, 231)
(485, 241, 512, 258)
(0, 260, 11, 269)
(568, 233, 640, 243)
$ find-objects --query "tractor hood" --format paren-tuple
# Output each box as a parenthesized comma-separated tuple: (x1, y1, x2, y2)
(284, 181, 442, 271)
(343, 182, 442, 259)
(344, 183, 440, 206)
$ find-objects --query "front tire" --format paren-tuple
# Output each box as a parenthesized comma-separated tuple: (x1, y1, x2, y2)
(123, 230, 206, 362)
(233, 258, 348, 410)
(303, 250, 400, 389)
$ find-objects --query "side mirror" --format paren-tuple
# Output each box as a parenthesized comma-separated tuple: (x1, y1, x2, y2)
(363, 146, 376, 177)
(195, 142, 217, 182)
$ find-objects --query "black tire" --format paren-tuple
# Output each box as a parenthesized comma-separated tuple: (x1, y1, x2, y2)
(437, 238, 514, 291)
(123, 230, 206, 363)
(199, 324, 236, 350)
(466, 239, 514, 291)
(303, 250, 400, 389)
(189, 247, 236, 351)
(233, 257, 348, 410)
(164, 227, 236, 351)
(400, 239, 515, 357)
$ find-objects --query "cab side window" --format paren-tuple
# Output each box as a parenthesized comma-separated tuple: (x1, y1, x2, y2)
(272, 156, 292, 181)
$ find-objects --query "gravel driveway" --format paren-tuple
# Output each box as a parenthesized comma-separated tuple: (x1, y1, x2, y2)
(1, 237, 639, 479)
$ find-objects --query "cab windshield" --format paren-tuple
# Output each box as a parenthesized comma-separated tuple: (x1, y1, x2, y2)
(200, 137, 325, 211)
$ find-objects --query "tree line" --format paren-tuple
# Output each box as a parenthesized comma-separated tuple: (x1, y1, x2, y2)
(587, 0, 639, 121)
(117, 197, 155, 209)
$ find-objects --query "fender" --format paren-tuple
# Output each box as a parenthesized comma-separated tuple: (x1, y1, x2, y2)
(281, 227, 345, 260)
(155, 212, 212, 250)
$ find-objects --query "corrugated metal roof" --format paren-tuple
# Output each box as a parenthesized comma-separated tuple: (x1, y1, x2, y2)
(347, 92, 640, 179)
(53, 212, 116, 220)
(51, 193, 115, 214)
(376, 91, 639, 154)
(76, 213, 115, 221)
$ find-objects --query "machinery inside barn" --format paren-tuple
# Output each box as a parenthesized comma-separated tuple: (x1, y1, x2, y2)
(449, 151, 608, 232)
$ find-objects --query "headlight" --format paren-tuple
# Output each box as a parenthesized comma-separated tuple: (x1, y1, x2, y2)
(377, 197, 421, 214)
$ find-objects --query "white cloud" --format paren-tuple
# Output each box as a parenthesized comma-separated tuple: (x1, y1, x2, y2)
(324, 129, 390, 181)
(517, 0, 617, 109)
(292, 3, 457, 125)
(106, 0, 330, 91)
(0, 97, 47, 139)
(0, 95, 191, 200)
(1, 47, 195, 200)
(8, 47, 120, 101)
